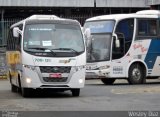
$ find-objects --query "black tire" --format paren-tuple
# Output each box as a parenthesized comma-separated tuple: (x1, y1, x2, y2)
(17, 77, 22, 93)
(9, 73, 12, 84)
(21, 88, 31, 97)
(71, 89, 80, 97)
(11, 84, 17, 92)
(128, 64, 146, 84)
(101, 78, 116, 85)
(10, 73, 17, 92)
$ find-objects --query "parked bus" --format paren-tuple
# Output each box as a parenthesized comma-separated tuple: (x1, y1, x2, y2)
(84, 10, 160, 85)
(6, 15, 86, 97)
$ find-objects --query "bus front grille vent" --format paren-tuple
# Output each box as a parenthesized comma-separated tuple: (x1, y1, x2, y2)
(43, 77, 68, 82)
(40, 66, 71, 73)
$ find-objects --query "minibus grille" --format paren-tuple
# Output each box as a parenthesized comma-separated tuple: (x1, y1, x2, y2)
(40, 66, 71, 73)
(43, 77, 68, 82)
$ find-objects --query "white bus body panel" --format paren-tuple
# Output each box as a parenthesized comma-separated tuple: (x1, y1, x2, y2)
(9, 15, 86, 90)
(85, 10, 160, 79)
(86, 36, 160, 79)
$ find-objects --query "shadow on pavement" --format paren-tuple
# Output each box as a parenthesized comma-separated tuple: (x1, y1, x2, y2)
(86, 79, 160, 86)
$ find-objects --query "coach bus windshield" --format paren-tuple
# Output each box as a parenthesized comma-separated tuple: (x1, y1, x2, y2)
(23, 23, 85, 57)
(84, 20, 115, 62)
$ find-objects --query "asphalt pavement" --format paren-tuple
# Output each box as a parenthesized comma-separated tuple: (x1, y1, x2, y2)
(0, 79, 160, 111)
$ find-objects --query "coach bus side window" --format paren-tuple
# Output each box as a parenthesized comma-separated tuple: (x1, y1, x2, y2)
(149, 20, 157, 35)
(113, 19, 134, 60)
(137, 19, 157, 37)
(159, 20, 160, 35)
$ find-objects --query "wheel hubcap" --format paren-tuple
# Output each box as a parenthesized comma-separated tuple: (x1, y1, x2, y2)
(132, 68, 141, 80)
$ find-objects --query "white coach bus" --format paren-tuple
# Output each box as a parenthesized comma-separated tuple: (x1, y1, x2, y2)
(6, 15, 86, 97)
(84, 10, 160, 85)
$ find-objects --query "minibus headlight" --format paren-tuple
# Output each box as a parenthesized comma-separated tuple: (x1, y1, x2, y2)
(23, 65, 35, 71)
(99, 65, 110, 70)
(79, 79, 84, 84)
(26, 78, 32, 83)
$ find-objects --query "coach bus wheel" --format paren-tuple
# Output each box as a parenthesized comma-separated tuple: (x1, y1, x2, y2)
(71, 89, 80, 97)
(21, 88, 31, 97)
(101, 78, 115, 85)
(128, 64, 145, 84)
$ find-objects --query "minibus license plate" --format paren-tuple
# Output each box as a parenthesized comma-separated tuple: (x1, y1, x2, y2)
(50, 73, 62, 78)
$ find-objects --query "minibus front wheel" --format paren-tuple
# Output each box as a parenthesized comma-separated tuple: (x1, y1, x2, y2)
(21, 88, 32, 97)
(9, 73, 17, 92)
(71, 89, 80, 97)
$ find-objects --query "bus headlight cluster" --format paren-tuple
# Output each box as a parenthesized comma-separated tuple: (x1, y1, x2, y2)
(26, 78, 32, 83)
(73, 65, 86, 72)
(79, 79, 84, 84)
(23, 65, 36, 71)
(99, 65, 110, 70)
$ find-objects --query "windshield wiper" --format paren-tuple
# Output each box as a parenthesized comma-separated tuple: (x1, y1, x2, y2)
(27, 47, 56, 55)
(52, 48, 79, 55)
(28, 47, 46, 50)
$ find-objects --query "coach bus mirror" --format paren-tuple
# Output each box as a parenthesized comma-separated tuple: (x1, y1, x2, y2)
(113, 34, 120, 48)
(84, 28, 92, 46)
(84, 28, 91, 40)
(81, 27, 83, 31)
(13, 27, 21, 38)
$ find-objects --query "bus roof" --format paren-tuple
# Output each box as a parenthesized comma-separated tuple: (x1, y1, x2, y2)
(86, 10, 160, 22)
(11, 15, 80, 28)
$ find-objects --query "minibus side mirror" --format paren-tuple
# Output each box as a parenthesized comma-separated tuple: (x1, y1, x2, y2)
(13, 27, 21, 38)
(113, 33, 120, 48)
